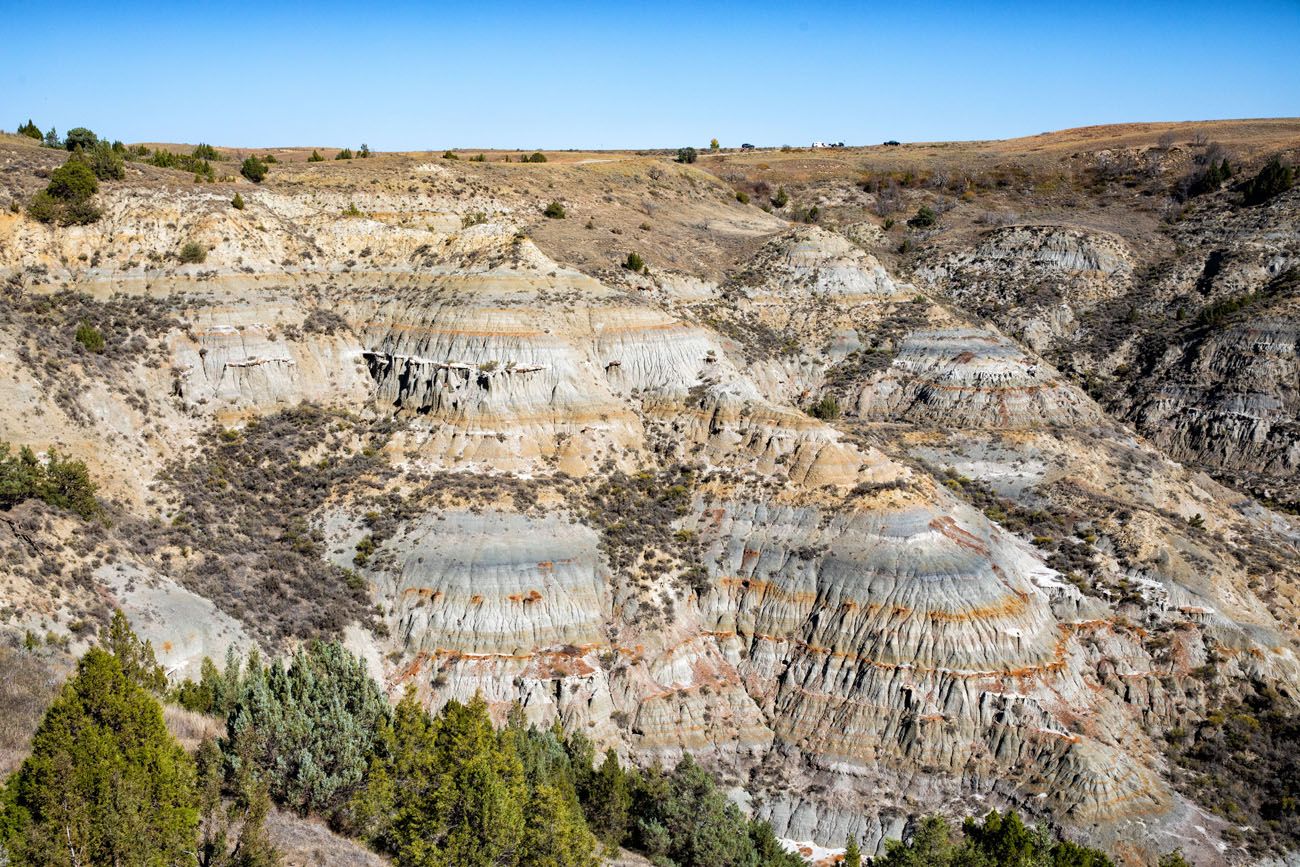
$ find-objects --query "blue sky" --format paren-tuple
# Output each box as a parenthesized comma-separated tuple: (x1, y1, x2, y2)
(2, 0, 1297, 150)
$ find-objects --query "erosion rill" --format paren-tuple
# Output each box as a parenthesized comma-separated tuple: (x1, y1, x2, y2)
(1, 122, 1298, 864)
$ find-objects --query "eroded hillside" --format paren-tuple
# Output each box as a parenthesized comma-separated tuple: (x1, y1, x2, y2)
(1, 121, 1298, 864)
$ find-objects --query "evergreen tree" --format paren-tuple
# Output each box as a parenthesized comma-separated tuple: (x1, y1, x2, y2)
(63, 127, 98, 152)
(307, 150, 325, 162)
(17, 119, 42, 140)
(42, 127, 60, 148)
(518, 783, 597, 867)
(240, 156, 267, 183)
(585, 749, 631, 845)
(0, 649, 198, 866)
(196, 736, 281, 867)
(1243, 156, 1294, 205)
(844, 837, 862, 867)
(104, 609, 167, 693)
(225, 641, 387, 816)
(425, 696, 526, 867)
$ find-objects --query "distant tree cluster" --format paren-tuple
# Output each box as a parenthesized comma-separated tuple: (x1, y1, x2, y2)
(26, 131, 127, 225)
(1242, 156, 1294, 206)
(871, 811, 1116, 867)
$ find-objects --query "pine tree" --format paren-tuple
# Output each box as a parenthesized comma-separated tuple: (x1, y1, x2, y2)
(586, 749, 631, 844)
(518, 783, 597, 867)
(844, 837, 862, 867)
(104, 609, 167, 693)
(0, 648, 198, 866)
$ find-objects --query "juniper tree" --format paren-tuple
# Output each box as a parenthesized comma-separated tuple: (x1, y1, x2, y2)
(0, 649, 198, 866)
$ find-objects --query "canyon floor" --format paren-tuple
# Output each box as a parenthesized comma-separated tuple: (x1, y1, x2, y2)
(1, 119, 1298, 865)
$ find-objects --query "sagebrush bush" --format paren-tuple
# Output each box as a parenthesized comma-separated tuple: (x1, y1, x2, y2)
(543, 200, 566, 218)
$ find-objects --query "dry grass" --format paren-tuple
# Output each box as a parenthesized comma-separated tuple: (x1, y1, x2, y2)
(163, 704, 224, 752)
(265, 810, 391, 866)
(0, 642, 73, 777)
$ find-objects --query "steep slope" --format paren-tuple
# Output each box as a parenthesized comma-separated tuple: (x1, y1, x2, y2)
(1, 129, 1298, 865)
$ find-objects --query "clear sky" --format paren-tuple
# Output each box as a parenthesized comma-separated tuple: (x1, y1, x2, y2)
(3, 0, 1298, 151)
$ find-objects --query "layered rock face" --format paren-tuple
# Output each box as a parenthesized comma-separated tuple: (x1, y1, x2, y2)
(1126, 284, 1299, 503)
(1, 138, 1298, 866)
(851, 327, 1102, 428)
(916, 225, 1135, 351)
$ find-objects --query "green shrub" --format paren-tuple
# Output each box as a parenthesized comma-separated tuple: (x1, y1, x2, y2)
(47, 160, 98, 201)
(627, 756, 803, 867)
(80, 140, 125, 180)
(525, 151, 548, 163)
(192, 143, 220, 161)
(63, 126, 98, 151)
(28, 159, 102, 225)
(442, 149, 458, 160)
(308, 149, 325, 162)
(770, 186, 788, 208)
(59, 197, 103, 225)
(240, 156, 267, 183)
(146, 148, 214, 180)
(336, 148, 354, 160)
(807, 395, 840, 420)
(358, 143, 370, 158)
(1243, 156, 1294, 205)
(0, 443, 99, 518)
(735, 190, 749, 204)
(623, 252, 646, 272)
(262, 153, 278, 163)
(543, 200, 566, 218)
(178, 241, 207, 264)
(907, 204, 937, 228)
(231, 192, 245, 209)
(676, 146, 698, 164)
(343, 202, 363, 217)
(462, 211, 488, 227)
(470, 153, 487, 161)
(75, 321, 105, 352)
(17, 118, 42, 140)
(25, 191, 62, 224)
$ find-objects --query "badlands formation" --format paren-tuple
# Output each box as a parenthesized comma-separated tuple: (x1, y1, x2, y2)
(1, 120, 1298, 864)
